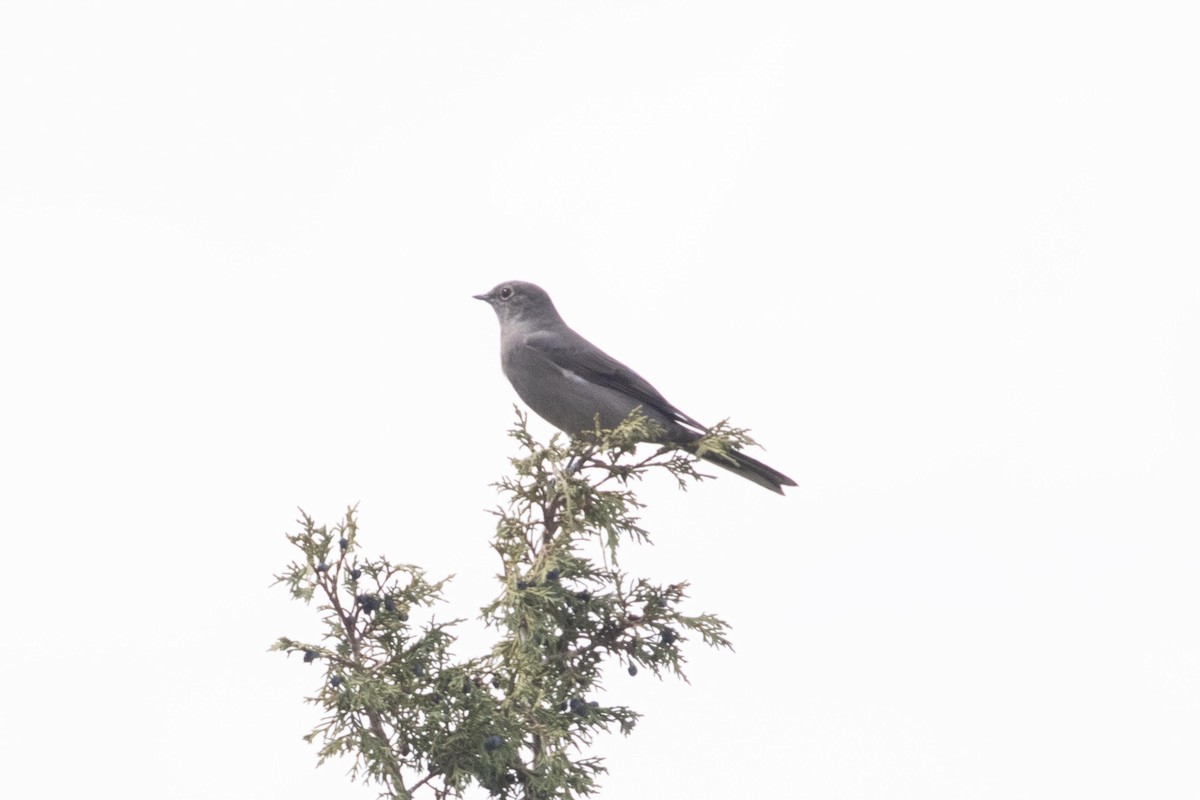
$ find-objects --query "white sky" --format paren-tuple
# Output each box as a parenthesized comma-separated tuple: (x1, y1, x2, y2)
(2, 3, 1197, 798)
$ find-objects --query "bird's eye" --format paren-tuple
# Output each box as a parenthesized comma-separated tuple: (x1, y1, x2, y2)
(499, 286, 514, 300)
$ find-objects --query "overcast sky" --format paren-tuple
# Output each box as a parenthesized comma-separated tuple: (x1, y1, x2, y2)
(2, 3, 1197, 799)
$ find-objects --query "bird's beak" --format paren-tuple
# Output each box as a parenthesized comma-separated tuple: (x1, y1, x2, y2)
(472, 293, 490, 302)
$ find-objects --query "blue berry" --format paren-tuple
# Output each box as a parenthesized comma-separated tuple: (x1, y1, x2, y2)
(546, 569, 560, 582)
(484, 735, 503, 752)
(338, 537, 349, 549)
(660, 627, 677, 645)
(316, 563, 329, 573)
(645, 597, 666, 613)
(303, 649, 317, 663)
(330, 675, 344, 687)
(627, 664, 638, 677)
(349, 568, 362, 580)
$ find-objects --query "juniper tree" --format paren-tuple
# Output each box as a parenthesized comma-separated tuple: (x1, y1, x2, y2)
(272, 410, 764, 799)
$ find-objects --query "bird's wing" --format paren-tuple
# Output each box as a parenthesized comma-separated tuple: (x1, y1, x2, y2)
(524, 329, 707, 433)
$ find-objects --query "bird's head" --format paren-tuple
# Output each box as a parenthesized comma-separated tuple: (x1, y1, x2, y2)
(473, 281, 562, 327)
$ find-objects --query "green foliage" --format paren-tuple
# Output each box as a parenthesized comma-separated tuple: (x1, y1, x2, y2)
(273, 410, 735, 799)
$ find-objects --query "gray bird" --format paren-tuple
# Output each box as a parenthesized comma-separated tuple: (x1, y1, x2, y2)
(475, 281, 796, 494)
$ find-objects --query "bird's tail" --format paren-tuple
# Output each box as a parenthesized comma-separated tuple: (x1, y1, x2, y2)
(697, 448, 797, 495)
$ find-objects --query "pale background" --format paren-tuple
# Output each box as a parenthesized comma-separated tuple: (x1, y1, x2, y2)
(1, 3, 1197, 798)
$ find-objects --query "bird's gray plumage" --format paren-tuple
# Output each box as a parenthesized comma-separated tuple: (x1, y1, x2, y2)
(475, 280, 796, 494)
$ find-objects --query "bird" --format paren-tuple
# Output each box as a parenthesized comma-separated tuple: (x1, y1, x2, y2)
(474, 280, 796, 494)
